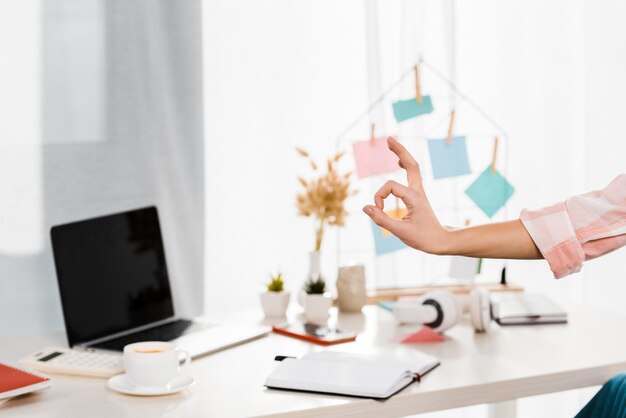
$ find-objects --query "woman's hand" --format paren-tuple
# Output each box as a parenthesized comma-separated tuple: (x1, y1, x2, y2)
(363, 137, 542, 259)
(362, 137, 451, 255)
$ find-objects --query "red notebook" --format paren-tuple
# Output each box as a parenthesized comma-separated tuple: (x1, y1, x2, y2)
(0, 362, 51, 400)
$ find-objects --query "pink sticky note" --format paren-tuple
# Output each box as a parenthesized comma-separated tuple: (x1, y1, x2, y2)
(400, 326, 446, 343)
(352, 137, 401, 179)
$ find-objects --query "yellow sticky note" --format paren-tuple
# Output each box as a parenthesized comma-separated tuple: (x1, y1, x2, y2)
(381, 207, 408, 237)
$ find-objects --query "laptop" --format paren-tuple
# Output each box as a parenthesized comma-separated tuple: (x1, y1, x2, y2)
(50, 206, 269, 358)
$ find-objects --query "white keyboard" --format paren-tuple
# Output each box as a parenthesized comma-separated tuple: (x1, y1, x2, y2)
(20, 347, 124, 378)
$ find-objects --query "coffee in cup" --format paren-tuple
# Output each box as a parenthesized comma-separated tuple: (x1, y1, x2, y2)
(123, 341, 191, 387)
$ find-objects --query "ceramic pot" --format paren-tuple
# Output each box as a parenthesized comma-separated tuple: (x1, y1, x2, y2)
(260, 291, 290, 318)
(304, 293, 332, 320)
(337, 264, 367, 312)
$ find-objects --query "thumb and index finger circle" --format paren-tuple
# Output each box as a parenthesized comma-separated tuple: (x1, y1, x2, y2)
(387, 137, 423, 192)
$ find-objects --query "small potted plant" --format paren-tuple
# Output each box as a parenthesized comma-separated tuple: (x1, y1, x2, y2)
(260, 272, 290, 318)
(303, 277, 333, 320)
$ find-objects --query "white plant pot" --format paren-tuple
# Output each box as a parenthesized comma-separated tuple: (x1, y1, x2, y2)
(260, 291, 290, 318)
(304, 293, 333, 321)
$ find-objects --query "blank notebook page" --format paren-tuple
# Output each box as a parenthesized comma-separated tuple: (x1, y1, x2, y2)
(267, 358, 412, 398)
(305, 351, 438, 376)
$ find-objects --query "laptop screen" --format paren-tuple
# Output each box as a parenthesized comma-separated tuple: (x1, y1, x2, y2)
(51, 206, 175, 347)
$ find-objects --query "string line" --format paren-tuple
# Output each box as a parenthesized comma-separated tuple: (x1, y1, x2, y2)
(334, 58, 509, 147)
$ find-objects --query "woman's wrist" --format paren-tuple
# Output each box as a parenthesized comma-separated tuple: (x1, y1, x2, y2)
(430, 228, 458, 256)
(438, 224, 500, 258)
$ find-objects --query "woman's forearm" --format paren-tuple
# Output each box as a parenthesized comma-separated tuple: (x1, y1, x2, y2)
(365, 138, 625, 276)
(363, 137, 545, 261)
(440, 219, 543, 259)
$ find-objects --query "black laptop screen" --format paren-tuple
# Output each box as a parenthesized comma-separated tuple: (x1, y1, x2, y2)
(51, 207, 175, 346)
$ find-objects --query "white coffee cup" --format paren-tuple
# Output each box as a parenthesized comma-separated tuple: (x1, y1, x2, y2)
(123, 341, 191, 387)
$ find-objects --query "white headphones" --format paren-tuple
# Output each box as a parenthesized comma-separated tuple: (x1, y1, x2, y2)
(392, 289, 492, 333)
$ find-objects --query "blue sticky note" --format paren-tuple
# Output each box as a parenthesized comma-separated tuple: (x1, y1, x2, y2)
(371, 221, 406, 255)
(378, 301, 396, 312)
(392, 96, 434, 122)
(427, 136, 472, 179)
(465, 166, 515, 218)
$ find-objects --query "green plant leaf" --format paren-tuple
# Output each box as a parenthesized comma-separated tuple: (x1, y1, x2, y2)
(266, 272, 284, 292)
(304, 277, 326, 294)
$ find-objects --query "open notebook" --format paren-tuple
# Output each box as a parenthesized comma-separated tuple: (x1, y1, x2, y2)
(265, 351, 439, 399)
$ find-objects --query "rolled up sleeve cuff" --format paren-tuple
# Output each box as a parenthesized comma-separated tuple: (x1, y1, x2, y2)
(520, 205, 585, 279)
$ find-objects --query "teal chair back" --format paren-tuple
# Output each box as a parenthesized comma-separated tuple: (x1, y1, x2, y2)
(576, 373, 626, 418)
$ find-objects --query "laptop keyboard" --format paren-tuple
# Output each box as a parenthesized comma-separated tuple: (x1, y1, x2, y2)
(89, 319, 206, 351)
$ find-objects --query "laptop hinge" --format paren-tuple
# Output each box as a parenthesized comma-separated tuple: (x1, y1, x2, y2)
(76, 316, 180, 349)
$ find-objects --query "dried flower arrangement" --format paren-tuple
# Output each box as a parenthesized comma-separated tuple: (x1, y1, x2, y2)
(295, 148, 356, 251)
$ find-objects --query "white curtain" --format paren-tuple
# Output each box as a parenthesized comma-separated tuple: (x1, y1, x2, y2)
(0, 0, 204, 336)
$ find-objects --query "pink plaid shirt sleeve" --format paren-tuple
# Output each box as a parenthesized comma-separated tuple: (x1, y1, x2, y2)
(520, 174, 626, 279)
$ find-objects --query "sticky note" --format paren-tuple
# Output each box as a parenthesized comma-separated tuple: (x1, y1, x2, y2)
(392, 96, 434, 122)
(427, 136, 471, 179)
(352, 137, 401, 179)
(449, 256, 480, 280)
(371, 220, 406, 255)
(465, 166, 515, 218)
(378, 301, 395, 312)
(381, 207, 408, 236)
(400, 326, 445, 343)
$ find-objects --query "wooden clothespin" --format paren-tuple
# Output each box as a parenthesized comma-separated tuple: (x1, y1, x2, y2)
(370, 122, 376, 145)
(414, 65, 423, 104)
(490, 136, 499, 173)
(446, 109, 456, 145)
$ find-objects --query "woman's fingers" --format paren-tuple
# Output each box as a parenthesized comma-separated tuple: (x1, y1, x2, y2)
(363, 205, 403, 233)
(387, 137, 423, 191)
(374, 180, 412, 210)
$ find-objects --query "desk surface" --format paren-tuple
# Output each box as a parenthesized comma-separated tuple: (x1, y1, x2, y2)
(2, 303, 626, 418)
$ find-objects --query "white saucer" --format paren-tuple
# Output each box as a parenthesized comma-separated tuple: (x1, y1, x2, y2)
(108, 374, 195, 396)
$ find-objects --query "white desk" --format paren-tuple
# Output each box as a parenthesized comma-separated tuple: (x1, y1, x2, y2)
(2, 303, 626, 418)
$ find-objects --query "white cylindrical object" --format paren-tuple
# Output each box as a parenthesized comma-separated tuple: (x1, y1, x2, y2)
(392, 303, 438, 324)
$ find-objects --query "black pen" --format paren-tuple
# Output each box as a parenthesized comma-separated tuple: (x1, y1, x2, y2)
(274, 355, 296, 362)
